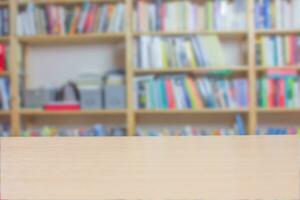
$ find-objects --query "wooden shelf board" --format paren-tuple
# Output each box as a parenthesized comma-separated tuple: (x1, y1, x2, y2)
(20, 109, 127, 116)
(135, 109, 249, 114)
(0, 110, 10, 115)
(17, 33, 125, 44)
(256, 29, 300, 35)
(258, 108, 300, 113)
(18, 0, 122, 6)
(134, 30, 247, 38)
(0, 71, 9, 76)
(134, 67, 248, 75)
(0, 1, 9, 6)
(0, 36, 9, 42)
(256, 66, 300, 72)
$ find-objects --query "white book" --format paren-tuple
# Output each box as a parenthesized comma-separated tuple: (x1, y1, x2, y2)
(171, 78, 184, 109)
(140, 36, 150, 69)
(282, 0, 292, 29)
(276, 36, 283, 66)
(114, 4, 124, 32)
(26, 3, 36, 35)
(0, 79, 9, 111)
(17, 14, 24, 35)
(152, 37, 163, 68)
(292, 0, 300, 28)
(22, 12, 31, 35)
(60, 7, 66, 34)
(275, 0, 282, 29)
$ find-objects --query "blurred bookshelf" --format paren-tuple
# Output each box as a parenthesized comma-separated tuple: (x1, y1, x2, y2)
(0, 0, 300, 136)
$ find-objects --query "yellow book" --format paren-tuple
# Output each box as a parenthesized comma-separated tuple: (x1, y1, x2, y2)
(184, 77, 202, 109)
(261, 37, 267, 66)
(184, 40, 197, 68)
(284, 35, 290, 65)
(161, 41, 168, 69)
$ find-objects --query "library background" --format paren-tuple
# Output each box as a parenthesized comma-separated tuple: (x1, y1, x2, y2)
(0, 0, 299, 137)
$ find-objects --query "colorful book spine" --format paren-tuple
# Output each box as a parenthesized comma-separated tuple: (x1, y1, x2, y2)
(256, 35, 300, 67)
(257, 70, 300, 108)
(135, 75, 249, 110)
(136, 35, 230, 69)
(135, 0, 246, 32)
(17, 2, 125, 35)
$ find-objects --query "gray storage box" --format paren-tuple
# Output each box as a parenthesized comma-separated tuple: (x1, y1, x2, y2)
(80, 88, 102, 109)
(104, 85, 126, 109)
(24, 89, 56, 108)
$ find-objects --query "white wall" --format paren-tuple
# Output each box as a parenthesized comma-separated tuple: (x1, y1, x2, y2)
(26, 43, 125, 89)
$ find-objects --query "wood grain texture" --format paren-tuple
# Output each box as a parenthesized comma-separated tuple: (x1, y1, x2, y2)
(1, 136, 299, 200)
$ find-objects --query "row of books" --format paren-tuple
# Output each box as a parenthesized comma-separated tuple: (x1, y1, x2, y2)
(257, 69, 300, 108)
(17, 2, 125, 36)
(257, 127, 300, 135)
(0, 77, 9, 110)
(255, 0, 300, 29)
(256, 35, 300, 67)
(136, 114, 246, 136)
(0, 8, 9, 36)
(135, 35, 226, 69)
(0, 44, 8, 73)
(21, 125, 126, 137)
(134, 75, 249, 110)
(134, 0, 246, 32)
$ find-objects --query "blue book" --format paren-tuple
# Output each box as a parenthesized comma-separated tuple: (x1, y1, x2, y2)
(235, 114, 246, 135)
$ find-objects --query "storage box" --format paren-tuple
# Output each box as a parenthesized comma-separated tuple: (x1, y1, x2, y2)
(24, 89, 56, 108)
(103, 85, 126, 109)
(80, 88, 102, 109)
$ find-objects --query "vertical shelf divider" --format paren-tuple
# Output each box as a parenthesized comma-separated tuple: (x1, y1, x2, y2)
(126, 0, 135, 135)
(9, 0, 21, 136)
(247, 0, 257, 133)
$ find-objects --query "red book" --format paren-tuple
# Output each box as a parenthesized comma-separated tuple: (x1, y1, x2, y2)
(84, 4, 97, 33)
(0, 44, 6, 73)
(289, 35, 296, 65)
(44, 103, 81, 111)
(278, 79, 286, 107)
(161, 2, 166, 31)
(268, 79, 275, 108)
(165, 78, 176, 109)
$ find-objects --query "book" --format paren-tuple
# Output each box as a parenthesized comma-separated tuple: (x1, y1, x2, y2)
(256, 35, 300, 67)
(255, 0, 300, 29)
(17, 2, 125, 35)
(135, 35, 229, 69)
(135, 75, 249, 109)
(20, 125, 126, 137)
(136, 114, 247, 136)
(0, 44, 7, 73)
(0, 77, 10, 110)
(134, 0, 246, 32)
(0, 7, 9, 36)
(257, 127, 300, 135)
(257, 69, 300, 108)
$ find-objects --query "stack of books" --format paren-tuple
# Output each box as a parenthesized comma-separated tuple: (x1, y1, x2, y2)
(134, 75, 249, 109)
(135, 35, 227, 69)
(256, 35, 300, 67)
(0, 44, 8, 73)
(17, 2, 125, 35)
(0, 77, 9, 110)
(21, 125, 127, 137)
(257, 69, 300, 108)
(137, 114, 246, 136)
(257, 127, 300, 135)
(0, 7, 9, 36)
(134, 0, 246, 32)
(255, 0, 300, 29)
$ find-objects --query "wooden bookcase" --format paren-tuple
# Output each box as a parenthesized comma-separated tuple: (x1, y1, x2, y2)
(0, 0, 299, 136)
